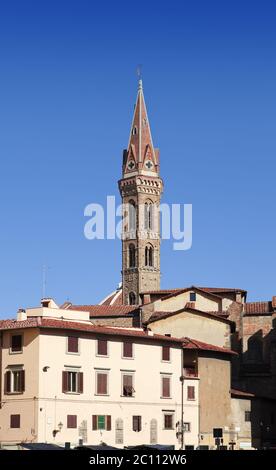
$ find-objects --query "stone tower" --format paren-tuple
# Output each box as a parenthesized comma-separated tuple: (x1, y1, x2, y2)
(118, 80, 163, 305)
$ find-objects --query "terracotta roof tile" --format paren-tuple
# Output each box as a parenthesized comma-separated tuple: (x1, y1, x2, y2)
(0, 317, 182, 345)
(244, 302, 272, 315)
(68, 305, 139, 317)
(182, 337, 237, 355)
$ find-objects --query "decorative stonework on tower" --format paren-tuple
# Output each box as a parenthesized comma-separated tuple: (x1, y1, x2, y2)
(118, 80, 163, 305)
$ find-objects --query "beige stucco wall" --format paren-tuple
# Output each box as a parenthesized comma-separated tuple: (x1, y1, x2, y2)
(0, 328, 199, 448)
(0, 328, 40, 443)
(152, 291, 220, 313)
(149, 311, 230, 348)
(229, 398, 252, 449)
(197, 355, 231, 448)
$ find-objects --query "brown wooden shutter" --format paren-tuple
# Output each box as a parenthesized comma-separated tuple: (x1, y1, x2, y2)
(67, 415, 77, 428)
(123, 342, 133, 358)
(187, 386, 195, 400)
(78, 372, 83, 393)
(162, 376, 170, 398)
(133, 416, 141, 432)
(98, 340, 107, 356)
(68, 336, 78, 353)
(92, 415, 98, 430)
(106, 415, 111, 431)
(62, 371, 68, 393)
(10, 414, 20, 428)
(97, 373, 107, 395)
(20, 370, 25, 392)
(162, 346, 170, 361)
(5, 371, 11, 394)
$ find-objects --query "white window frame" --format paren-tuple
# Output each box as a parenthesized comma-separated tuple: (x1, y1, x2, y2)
(122, 341, 135, 360)
(160, 373, 172, 399)
(95, 369, 109, 396)
(163, 411, 175, 430)
(96, 339, 109, 358)
(121, 370, 135, 398)
(9, 334, 23, 355)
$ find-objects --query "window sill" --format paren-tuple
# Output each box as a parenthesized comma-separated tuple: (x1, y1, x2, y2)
(5, 392, 24, 395)
(63, 392, 81, 395)
(160, 396, 172, 399)
(94, 394, 110, 397)
(96, 354, 109, 358)
(9, 350, 23, 355)
(66, 352, 80, 356)
(120, 395, 135, 398)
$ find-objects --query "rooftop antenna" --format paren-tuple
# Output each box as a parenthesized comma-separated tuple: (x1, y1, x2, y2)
(42, 264, 51, 299)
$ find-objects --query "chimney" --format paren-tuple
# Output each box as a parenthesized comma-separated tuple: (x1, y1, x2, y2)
(17, 309, 27, 321)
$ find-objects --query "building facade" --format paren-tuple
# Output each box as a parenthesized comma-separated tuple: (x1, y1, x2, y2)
(0, 303, 199, 449)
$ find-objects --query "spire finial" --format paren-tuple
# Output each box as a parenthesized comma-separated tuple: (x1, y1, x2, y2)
(136, 64, 143, 91)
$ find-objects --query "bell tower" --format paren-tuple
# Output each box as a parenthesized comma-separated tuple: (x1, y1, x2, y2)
(118, 80, 163, 305)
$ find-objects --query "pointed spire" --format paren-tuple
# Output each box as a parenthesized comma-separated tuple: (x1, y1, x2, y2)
(123, 80, 159, 176)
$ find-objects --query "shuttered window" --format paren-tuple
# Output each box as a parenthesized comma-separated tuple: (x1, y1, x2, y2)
(67, 415, 77, 428)
(164, 414, 173, 430)
(62, 371, 83, 393)
(92, 415, 111, 431)
(5, 370, 25, 394)
(187, 386, 195, 400)
(122, 374, 134, 397)
(96, 372, 108, 395)
(67, 336, 79, 354)
(11, 335, 23, 353)
(161, 376, 171, 398)
(133, 416, 142, 432)
(162, 346, 170, 361)
(123, 342, 133, 358)
(97, 340, 108, 356)
(10, 414, 20, 428)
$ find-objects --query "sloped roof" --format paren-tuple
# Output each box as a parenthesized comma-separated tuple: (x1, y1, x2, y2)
(182, 337, 237, 355)
(146, 305, 232, 325)
(67, 304, 138, 317)
(244, 301, 273, 315)
(0, 317, 182, 344)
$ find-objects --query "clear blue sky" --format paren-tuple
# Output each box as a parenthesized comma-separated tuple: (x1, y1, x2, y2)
(0, 0, 275, 318)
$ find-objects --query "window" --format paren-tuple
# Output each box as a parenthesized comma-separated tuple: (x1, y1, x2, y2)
(10, 335, 23, 353)
(133, 416, 142, 432)
(144, 203, 153, 230)
(245, 411, 251, 422)
(164, 413, 174, 430)
(10, 414, 20, 429)
(67, 415, 77, 428)
(161, 375, 171, 398)
(96, 371, 108, 395)
(129, 244, 136, 268)
(97, 339, 108, 356)
(145, 245, 153, 267)
(132, 126, 137, 135)
(92, 415, 111, 431)
(67, 336, 79, 354)
(5, 369, 25, 394)
(183, 422, 191, 432)
(128, 201, 136, 231)
(129, 292, 136, 305)
(190, 292, 196, 302)
(122, 373, 135, 397)
(162, 346, 170, 362)
(123, 341, 133, 358)
(62, 371, 83, 394)
(187, 386, 195, 400)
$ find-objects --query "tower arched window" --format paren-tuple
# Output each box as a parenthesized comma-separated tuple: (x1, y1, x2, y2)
(144, 202, 153, 231)
(128, 200, 136, 231)
(145, 245, 154, 267)
(129, 244, 136, 268)
(129, 292, 136, 305)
